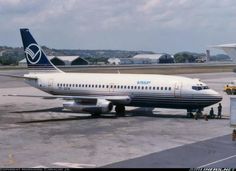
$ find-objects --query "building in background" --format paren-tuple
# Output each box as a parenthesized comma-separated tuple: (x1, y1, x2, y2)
(108, 53, 174, 65)
(132, 54, 174, 64)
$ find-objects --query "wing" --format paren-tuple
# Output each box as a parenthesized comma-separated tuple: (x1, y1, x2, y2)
(5, 94, 131, 104)
(0, 74, 37, 80)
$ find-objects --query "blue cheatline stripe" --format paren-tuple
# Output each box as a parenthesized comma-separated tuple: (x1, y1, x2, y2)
(51, 89, 220, 100)
(131, 99, 219, 103)
(131, 100, 217, 104)
(132, 97, 221, 101)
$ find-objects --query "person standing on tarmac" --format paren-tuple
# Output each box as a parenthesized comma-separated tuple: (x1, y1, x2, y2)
(209, 107, 215, 119)
(217, 103, 222, 119)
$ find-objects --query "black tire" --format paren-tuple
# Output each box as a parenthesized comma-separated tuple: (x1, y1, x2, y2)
(91, 112, 101, 118)
(115, 105, 125, 117)
(187, 109, 194, 118)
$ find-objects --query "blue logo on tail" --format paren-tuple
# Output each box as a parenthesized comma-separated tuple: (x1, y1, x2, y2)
(20, 28, 62, 72)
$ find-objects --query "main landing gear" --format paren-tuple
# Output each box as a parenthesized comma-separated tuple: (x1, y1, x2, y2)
(187, 108, 203, 119)
(187, 109, 194, 118)
(115, 105, 126, 117)
(91, 112, 101, 118)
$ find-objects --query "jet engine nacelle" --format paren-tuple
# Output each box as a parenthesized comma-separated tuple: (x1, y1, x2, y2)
(63, 99, 113, 114)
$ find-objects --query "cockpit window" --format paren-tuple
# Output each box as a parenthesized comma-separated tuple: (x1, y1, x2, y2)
(203, 86, 209, 89)
(192, 86, 209, 91)
(192, 86, 202, 91)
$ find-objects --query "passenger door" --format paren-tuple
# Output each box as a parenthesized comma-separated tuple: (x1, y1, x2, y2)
(174, 82, 182, 97)
(48, 78, 54, 90)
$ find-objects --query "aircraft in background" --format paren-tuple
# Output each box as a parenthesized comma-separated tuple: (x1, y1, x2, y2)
(212, 44, 236, 62)
(0, 29, 222, 117)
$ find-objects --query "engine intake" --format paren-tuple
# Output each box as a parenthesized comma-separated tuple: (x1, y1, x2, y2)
(63, 99, 113, 114)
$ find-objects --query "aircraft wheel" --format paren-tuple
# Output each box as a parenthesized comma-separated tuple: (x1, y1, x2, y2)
(115, 105, 125, 117)
(91, 112, 101, 118)
(187, 109, 194, 118)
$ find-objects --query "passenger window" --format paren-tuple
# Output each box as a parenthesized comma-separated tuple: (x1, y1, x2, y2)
(142, 86, 144, 90)
(117, 85, 120, 89)
(165, 87, 167, 90)
(131, 86, 133, 89)
(138, 86, 140, 89)
(128, 86, 130, 89)
(95, 85, 97, 88)
(161, 87, 163, 90)
(121, 86, 123, 89)
(92, 85, 94, 88)
(124, 86, 127, 89)
(102, 85, 105, 88)
(134, 86, 137, 89)
(114, 85, 116, 89)
(145, 86, 148, 90)
(169, 87, 171, 91)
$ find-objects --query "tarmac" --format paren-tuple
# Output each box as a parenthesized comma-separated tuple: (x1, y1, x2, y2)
(0, 70, 235, 168)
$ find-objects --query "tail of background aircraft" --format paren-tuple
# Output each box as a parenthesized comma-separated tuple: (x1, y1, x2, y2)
(20, 28, 63, 73)
(212, 44, 236, 62)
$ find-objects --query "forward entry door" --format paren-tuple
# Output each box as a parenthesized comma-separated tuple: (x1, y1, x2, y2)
(174, 82, 182, 97)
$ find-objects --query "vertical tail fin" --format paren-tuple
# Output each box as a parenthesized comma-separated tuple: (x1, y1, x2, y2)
(20, 28, 63, 73)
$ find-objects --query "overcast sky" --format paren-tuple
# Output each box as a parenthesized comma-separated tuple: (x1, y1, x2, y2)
(0, 0, 236, 54)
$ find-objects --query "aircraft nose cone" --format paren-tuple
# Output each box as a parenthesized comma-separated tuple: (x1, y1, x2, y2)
(210, 90, 223, 103)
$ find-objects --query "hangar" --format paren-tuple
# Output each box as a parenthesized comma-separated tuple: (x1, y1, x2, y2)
(132, 54, 174, 64)
(19, 56, 89, 67)
(108, 58, 133, 65)
(108, 53, 174, 65)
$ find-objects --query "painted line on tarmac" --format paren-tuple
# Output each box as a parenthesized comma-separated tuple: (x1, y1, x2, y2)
(53, 162, 96, 168)
(198, 154, 236, 168)
(32, 165, 48, 168)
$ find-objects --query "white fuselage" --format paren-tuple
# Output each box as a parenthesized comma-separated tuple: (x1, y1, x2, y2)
(24, 72, 222, 110)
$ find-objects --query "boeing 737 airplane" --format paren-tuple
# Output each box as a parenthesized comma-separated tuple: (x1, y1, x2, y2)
(0, 29, 222, 117)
